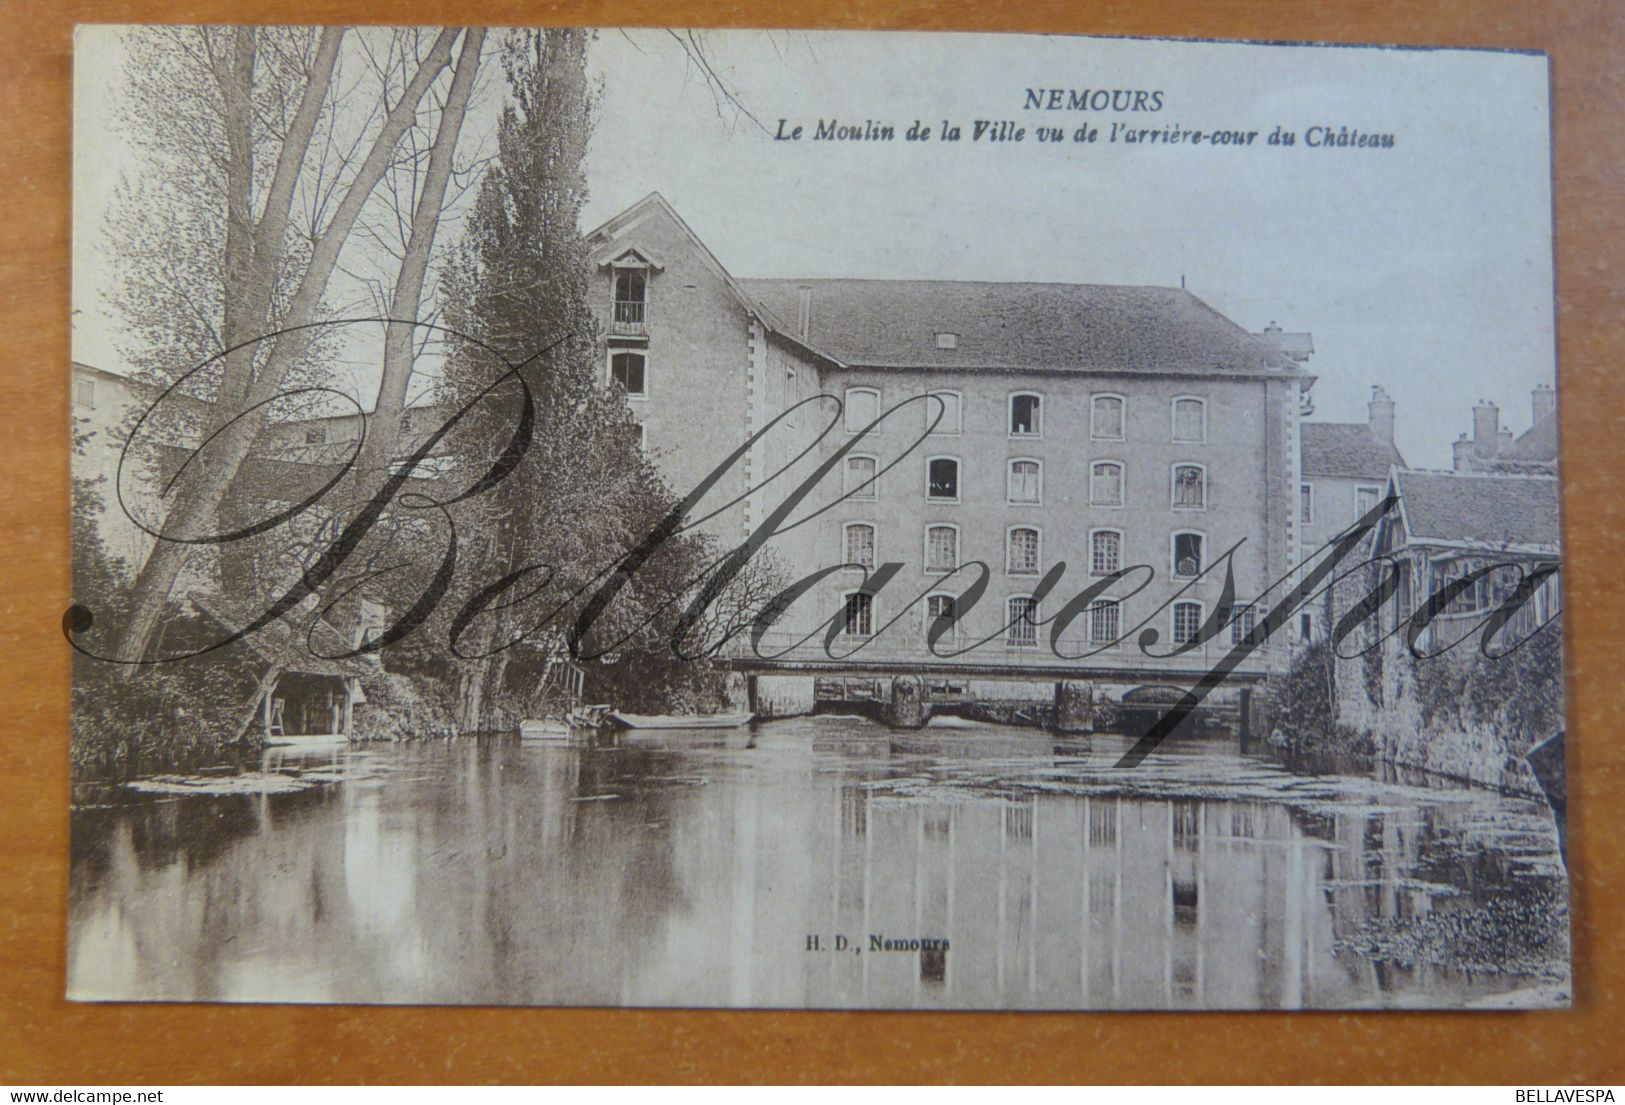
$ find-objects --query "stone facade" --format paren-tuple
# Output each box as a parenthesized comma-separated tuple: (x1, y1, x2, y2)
(583, 193, 1314, 690)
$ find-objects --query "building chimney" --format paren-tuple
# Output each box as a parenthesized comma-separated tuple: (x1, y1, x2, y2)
(796, 286, 813, 339)
(1367, 385, 1395, 445)
(1452, 433, 1473, 472)
(1472, 399, 1501, 460)
(1532, 383, 1556, 425)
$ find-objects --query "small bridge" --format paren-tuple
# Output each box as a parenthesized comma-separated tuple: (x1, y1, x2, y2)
(726, 634, 1281, 737)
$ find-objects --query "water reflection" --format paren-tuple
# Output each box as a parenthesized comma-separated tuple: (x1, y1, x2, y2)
(68, 718, 1568, 1009)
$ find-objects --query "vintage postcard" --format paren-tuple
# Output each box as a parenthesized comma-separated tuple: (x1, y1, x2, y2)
(67, 27, 1568, 1009)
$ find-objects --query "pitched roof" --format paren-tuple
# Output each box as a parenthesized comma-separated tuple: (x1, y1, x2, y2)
(188, 591, 376, 678)
(1302, 422, 1406, 479)
(1499, 409, 1559, 464)
(1393, 470, 1561, 552)
(739, 279, 1301, 376)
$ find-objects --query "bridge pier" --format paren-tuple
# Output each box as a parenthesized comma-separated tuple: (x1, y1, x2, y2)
(1053, 680, 1095, 734)
(882, 675, 931, 729)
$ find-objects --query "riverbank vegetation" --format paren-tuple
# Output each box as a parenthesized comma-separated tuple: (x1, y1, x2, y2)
(1273, 618, 1565, 796)
(70, 29, 778, 776)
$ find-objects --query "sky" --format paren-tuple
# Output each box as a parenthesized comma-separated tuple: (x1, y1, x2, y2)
(74, 28, 1556, 470)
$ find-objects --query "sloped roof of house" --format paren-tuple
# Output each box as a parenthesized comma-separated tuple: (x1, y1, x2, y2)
(739, 278, 1302, 376)
(1302, 422, 1406, 479)
(1393, 469, 1561, 552)
(189, 590, 376, 678)
(1498, 408, 1560, 464)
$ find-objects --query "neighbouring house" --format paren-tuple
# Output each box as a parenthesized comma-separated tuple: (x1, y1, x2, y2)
(1296, 385, 1407, 644)
(1329, 466, 1563, 792)
(1450, 384, 1559, 475)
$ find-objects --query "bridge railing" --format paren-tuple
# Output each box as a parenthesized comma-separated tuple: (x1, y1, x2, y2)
(725, 629, 1285, 678)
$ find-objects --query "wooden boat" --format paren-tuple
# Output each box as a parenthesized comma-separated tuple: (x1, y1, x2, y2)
(608, 711, 753, 730)
(519, 719, 573, 741)
(265, 732, 349, 747)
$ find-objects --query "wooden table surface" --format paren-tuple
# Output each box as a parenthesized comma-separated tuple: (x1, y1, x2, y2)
(2, 0, 1621, 1085)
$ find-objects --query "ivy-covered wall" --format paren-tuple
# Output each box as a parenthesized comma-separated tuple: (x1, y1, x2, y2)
(1332, 617, 1564, 795)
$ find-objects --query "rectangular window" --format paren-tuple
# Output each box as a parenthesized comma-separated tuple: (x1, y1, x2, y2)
(844, 593, 874, 637)
(1173, 465, 1206, 509)
(925, 526, 958, 573)
(1300, 484, 1313, 523)
(1173, 398, 1205, 443)
(845, 387, 879, 432)
(1091, 531, 1121, 576)
(1173, 533, 1204, 579)
(927, 457, 959, 501)
(1008, 460, 1041, 504)
(1356, 485, 1381, 516)
(1229, 605, 1259, 645)
(845, 456, 877, 500)
(1091, 462, 1124, 507)
(927, 391, 961, 435)
(611, 350, 647, 396)
(73, 378, 95, 409)
(1173, 601, 1203, 645)
(1008, 528, 1040, 575)
(1088, 599, 1120, 645)
(844, 524, 875, 570)
(304, 427, 326, 445)
(1007, 597, 1039, 647)
(1092, 395, 1124, 439)
(1010, 394, 1041, 436)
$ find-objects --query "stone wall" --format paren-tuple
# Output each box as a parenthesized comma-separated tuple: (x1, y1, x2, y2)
(1332, 620, 1564, 797)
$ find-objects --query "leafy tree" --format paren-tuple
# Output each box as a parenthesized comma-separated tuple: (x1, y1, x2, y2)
(427, 29, 768, 730)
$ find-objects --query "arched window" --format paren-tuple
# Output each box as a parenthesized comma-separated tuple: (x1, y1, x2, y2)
(1091, 394, 1125, 440)
(1172, 532, 1205, 579)
(1172, 600, 1204, 644)
(1172, 396, 1206, 443)
(843, 523, 876, 570)
(927, 456, 960, 501)
(1227, 604, 1260, 645)
(924, 593, 960, 641)
(925, 524, 959, 574)
(926, 391, 962, 435)
(613, 270, 647, 324)
(1007, 526, 1040, 576)
(1172, 464, 1206, 509)
(1091, 461, 1124, 506)
(1090, 529, 1122, 577)
(1006, 596, 1039, 647)
(844, 454, 878, 501)
(610, 349, 647, 396)
(843, 592, 874, 637)
(1010, 392, 1042, 437)
(1007, 459, 1041, 504)
(844, 387, 880, 432)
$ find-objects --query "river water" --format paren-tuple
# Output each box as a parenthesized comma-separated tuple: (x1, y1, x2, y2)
(67, 717, 1570, 1009)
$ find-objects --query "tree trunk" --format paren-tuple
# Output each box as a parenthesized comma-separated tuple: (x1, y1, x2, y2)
(357, 28, 486, 482)
(112, 29, 462, 668)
